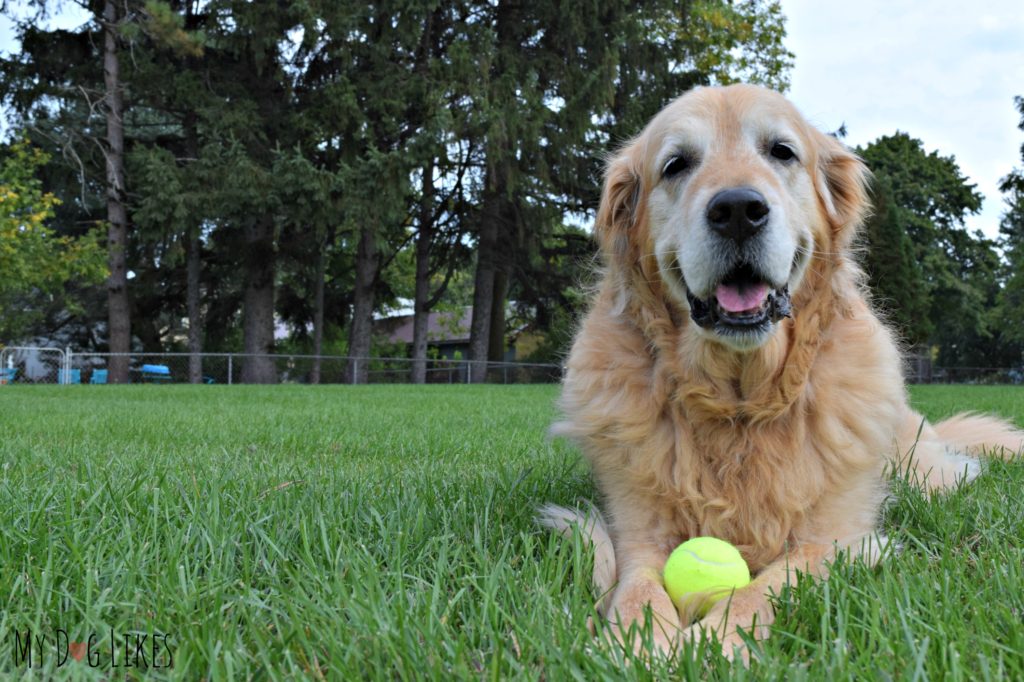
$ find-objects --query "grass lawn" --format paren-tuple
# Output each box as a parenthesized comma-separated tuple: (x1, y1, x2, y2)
(0, 384, 1022, 680)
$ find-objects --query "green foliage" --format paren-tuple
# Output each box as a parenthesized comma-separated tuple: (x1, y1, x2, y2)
(997, 190, 1024, 348)
(0, 139, 106, 340)
(512, 223, 596, 362)
(861, 133, 982, 234)
(859, 133, 1000, 364)
(138, 0, 205, 57)
(682, 0, 794, 90)
(129, 145, 191, 237)
(860, 175, 931, 343)
(0, 0, 796, 357)
(3, 2, 1015, 372)
(995, 96, 1024, 359)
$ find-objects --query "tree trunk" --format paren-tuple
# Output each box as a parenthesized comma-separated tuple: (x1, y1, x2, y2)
(135, 317, 162, 353)
(409, 13, 440, 385)
(346, 223, 377, 384)
(468, 213, 496, 383)
(185, 230, 202, 383)
(488, 267, 508, 363)
(103, 0, 131, 383)
(241, 218, 277, 383)
(469, 3, 517, 384)
(310, 239, 326, 384)
(411, 234, 432, 384)
(184, 113, 202, 384)
(411, 161, 435, 384)
(469, 158, 513, 383)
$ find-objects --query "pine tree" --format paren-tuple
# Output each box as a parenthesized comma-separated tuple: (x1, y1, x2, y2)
(859, 133, 999, 365)
(996, 96, 1024, 360)
(860, 175, 931, 343)
(464, 1, 794, 378)
(2, 0, 795, 381)
(126, 1, 207, 381)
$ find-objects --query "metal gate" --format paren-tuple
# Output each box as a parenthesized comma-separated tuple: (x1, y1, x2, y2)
(0, 347, 68, 384)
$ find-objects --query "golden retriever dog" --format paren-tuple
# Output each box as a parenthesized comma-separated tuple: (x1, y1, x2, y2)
(541, 84, 1023, 662)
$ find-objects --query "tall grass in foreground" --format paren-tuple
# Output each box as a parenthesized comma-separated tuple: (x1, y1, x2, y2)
(0, 385, 1021, 680)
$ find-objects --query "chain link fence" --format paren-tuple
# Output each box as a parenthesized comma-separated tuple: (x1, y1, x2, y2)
(4, 346, 1021, 386)
(901, 349, 1024, 384)
(0, 347, 68, 384)
(913, 366, 1024, 385)
(0, 348, 562, 385)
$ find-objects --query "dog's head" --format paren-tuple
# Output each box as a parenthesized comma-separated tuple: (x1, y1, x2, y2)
(596, 84, 870, 351)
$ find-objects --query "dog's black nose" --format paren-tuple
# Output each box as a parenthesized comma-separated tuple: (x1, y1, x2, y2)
(706, 188, 769, 244)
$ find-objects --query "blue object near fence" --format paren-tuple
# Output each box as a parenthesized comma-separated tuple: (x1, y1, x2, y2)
(58, 368, 81, 384)
(141, 364, 172, 382)
(90, 369, 108, 384)
(0, 367, 16, 384)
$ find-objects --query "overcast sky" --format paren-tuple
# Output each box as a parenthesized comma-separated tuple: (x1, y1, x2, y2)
(2, 2, 1023, 237)
(782, 0, 1024, 238)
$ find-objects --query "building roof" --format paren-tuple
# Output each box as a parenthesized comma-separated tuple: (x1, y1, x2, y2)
(376, 307, 473, 345)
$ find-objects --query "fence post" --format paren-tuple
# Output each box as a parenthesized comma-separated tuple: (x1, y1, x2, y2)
(228, 354, 233, 385)
(352, 358, 358, 385)
(65, 346, 72, 386)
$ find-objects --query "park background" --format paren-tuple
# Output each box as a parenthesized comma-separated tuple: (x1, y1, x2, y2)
(2, 3, 1024, 679)
(1, 0, 1023, 385)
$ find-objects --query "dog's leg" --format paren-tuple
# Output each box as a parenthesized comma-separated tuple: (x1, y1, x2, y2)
(687, 534, 888, 663)
(603, 542, 683, 657)
(687, 542, 830, 662)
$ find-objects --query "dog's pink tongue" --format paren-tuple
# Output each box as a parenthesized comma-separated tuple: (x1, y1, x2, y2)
(715, 282, 769, 313)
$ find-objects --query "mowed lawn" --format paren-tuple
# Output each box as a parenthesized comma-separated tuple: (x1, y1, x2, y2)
(0, 384, 1022, 680)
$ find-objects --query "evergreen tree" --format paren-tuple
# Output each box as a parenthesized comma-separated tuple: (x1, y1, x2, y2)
(2, 0, 796, 382)
(122, 1, 210, 379)
(290, 2, 444, 383)
(99, 0, 133, 381)
(996, 96, 1024, 362)
(466, 0, 794, 378)
(859, 175, 931, 343)
(859, 133, 998, 364)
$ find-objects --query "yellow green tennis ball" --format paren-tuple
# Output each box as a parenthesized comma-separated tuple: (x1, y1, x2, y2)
(663, 537, 751, 617)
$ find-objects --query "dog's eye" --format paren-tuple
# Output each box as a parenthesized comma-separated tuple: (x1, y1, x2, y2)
(769, 142, 797, 162)
(662, 155, 692, 178)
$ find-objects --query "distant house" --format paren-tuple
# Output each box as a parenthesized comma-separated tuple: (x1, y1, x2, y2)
(374, 306, 516, 361)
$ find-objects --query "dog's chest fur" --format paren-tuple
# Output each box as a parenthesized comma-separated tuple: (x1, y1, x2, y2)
(559, 291, 898, 571)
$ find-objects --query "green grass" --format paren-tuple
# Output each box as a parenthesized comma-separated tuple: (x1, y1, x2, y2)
(0, 384, 1021, 680)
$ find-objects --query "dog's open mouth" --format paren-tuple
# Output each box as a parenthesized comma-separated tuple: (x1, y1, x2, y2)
(686, 263, 792, 334)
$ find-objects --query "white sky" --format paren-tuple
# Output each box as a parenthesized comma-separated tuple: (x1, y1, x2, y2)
(2, 2, 1023, 237)
(782, 0, 1024, 238)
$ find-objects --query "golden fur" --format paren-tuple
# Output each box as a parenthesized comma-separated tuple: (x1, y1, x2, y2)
(541, 84, 1024, 661)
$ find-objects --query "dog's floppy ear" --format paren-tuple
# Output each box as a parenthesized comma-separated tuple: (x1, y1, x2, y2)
(595, 142, 645, 265)
(814, 131, 871, 245)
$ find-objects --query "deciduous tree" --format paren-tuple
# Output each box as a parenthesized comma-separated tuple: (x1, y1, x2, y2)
(0, 139, 106, 341)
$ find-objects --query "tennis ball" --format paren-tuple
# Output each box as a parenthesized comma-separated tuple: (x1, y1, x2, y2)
(663, 537, 751, 617)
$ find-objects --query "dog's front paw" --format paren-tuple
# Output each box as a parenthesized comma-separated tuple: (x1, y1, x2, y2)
(684, 619, 752, 665)
(600, 617, 680, 661)
(684, 594, 771, 665)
